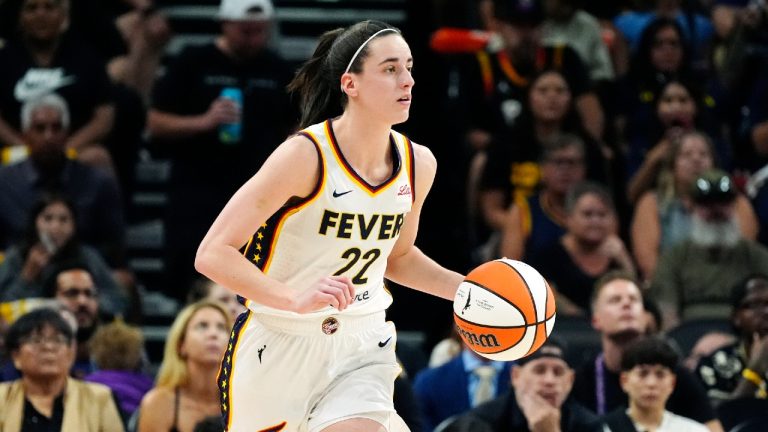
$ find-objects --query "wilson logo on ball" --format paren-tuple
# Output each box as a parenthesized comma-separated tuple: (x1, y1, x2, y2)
(456, 327, 500, 348)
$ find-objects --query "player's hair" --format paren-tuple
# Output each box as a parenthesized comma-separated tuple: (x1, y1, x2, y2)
(620, 337, 678, 372)
(590, 270, 640, 310)
(287, 20, 400, 128)
(155, 300, 232, 389)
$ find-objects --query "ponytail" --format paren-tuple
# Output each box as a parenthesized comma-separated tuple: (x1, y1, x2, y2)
(287, 20, 400, 128)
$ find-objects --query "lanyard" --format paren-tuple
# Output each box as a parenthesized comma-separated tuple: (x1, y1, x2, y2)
(595, 353, 606, 415)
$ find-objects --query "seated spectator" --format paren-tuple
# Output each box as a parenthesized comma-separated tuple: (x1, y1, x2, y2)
(444, 337, 601, 432)
(413, 344, 513, 431)
(186, 277, 245, 323)
(695, 274, 768, 402)
(0, 94, 127, 272)
(571, 271, 723, 431)
(0, 308, 123, 431)
(528, 182, 635, 316)
(631, 131, 757, 279)
(603, 337, 709, 432)
(0, 0, 115, 169)
(683, 331, 736, 371)
(0, 193, 127, 316)
(86, 320, 153, 418)
(499, 133, 586, 261)
(651, 169, 768, 327)
(137, 300, 231, 432)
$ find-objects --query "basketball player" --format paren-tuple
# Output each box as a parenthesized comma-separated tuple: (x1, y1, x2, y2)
(195, 20, 465, 432)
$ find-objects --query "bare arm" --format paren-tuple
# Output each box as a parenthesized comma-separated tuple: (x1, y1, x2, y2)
(479, 189, 508, 231)
(752, 121, 768, 156)
(65, 104, 115, 151)
(148, 98, 238, 141)
(735, 194, 759, 240)
(194, 135, 353, 313)
(385, 144, 464, 301)
(575, 92, 605, 141)
(137, 388, 174, 432)
(630, 193, 661, 280)
(626, 139, 670, 204)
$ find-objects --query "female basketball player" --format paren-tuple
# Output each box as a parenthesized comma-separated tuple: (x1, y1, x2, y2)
(195, 20, 465, 432)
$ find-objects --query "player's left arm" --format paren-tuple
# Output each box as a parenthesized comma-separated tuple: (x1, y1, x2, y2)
(385, 143, 464, 300)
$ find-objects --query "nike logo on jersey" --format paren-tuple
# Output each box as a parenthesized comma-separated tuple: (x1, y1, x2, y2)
(14, 69, 76, 102)
(378, 337, 392, 348)
(332, 189, 352, 198)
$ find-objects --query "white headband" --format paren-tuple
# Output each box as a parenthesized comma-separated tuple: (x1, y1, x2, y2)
(344, 28, 399, 74)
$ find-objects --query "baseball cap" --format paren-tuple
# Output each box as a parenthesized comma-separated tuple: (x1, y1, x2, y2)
(218, 0, 274, 21)
(691, 169, 737, 205)
(494, 0, 544, 26)
(516, 336, 570, 367)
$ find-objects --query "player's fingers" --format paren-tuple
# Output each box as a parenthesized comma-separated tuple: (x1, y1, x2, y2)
(329, 275, 355, 303)
(316, 291, 340, 311)
(320, 284, 348, 310)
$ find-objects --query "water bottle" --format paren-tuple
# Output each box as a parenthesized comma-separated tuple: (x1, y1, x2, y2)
(219, 87, 243, 144)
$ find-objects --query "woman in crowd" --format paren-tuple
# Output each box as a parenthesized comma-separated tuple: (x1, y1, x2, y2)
(137, 300, 230, 432)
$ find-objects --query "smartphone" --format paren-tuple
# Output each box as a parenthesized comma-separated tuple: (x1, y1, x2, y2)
(38, 230, 57, 254)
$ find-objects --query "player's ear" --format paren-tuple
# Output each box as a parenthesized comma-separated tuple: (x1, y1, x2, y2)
(340, 73, 358, 97)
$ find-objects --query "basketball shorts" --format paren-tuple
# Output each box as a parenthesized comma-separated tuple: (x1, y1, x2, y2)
(219, 310, 402, 432)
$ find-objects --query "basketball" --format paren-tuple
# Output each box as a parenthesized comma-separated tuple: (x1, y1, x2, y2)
(453, 259, 556, 361)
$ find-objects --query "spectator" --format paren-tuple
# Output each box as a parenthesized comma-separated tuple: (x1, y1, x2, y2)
(49, 264, 110, 378)
(86, 319, 153, 418)
(0, 94, 127, 272)
(193, 415, 224, 432)
(603, 337, 709, 432)
(187, 277, 246, 323)
(0, 0, 116, 169)
(137, 300, 231, 432)
(695, 274, 768, 402)
(528, 182, 635, 316)
(147, 0, 297, 298)
(0, 193, 127, 316)
(444, 337, 601, 432)
(499, 133, 587, 261)
(0, 308, 124, 431)
(650, 169, 768, 328)
(413, 344, 513, 431)
(571, 271, 723, 432)
(683, 331, 737, 371)
(630, 131, 757, 279)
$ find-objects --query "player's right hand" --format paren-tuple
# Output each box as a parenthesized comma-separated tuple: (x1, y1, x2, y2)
(291, 276, 355, 314)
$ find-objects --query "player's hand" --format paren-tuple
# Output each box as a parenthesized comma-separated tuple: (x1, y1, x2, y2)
(291, 276, 355, 314)
(518, 391, 562, 432)
(202, 98, 241, 130)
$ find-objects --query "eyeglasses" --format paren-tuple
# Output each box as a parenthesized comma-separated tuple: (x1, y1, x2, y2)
(58, 287, 97, 299)
(21, 334, 71, 348)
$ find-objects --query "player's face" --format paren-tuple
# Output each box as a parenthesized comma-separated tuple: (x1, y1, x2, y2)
(566, 193, 613, 245)
(650, 25, 683, 73)
(620, 364, 676, 411)
(180, 307, 229, 366)
(540, 145, 585, 195)
(512, 358, 574, 408)
(673, 135, 713, 186)
(734, 281, 768, 337)
(592, 280, 645, 337)
(657, 82, 696, 128)
(529, 72, 571, 124)
(349, 34, 414, 124)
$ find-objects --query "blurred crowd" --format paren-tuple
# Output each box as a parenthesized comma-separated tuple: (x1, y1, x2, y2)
(1, 0, 768, 431)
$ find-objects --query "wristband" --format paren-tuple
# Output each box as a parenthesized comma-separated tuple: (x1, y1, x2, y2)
(742, 368, 765, 387)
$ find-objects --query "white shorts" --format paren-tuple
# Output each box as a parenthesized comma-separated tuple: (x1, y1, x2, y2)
(219, 310, 401, 432)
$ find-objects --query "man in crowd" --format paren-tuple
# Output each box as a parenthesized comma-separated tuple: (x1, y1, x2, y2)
(571, 271, 724, 432)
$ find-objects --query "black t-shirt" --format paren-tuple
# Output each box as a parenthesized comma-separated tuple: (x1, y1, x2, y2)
(572, 353, 717, 424)
(151, 43, 297, 185)
(0, 34, 113, 134)
(22, 394, 64, 432)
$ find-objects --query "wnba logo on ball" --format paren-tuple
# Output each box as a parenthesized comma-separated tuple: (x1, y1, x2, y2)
(456, 327, 501, 348)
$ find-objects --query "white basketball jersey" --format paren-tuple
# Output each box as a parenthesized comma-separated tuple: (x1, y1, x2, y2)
(241, 119, 415, 318)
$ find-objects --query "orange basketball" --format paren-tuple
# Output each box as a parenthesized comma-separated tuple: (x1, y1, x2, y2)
(453, 259, 556, 361)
